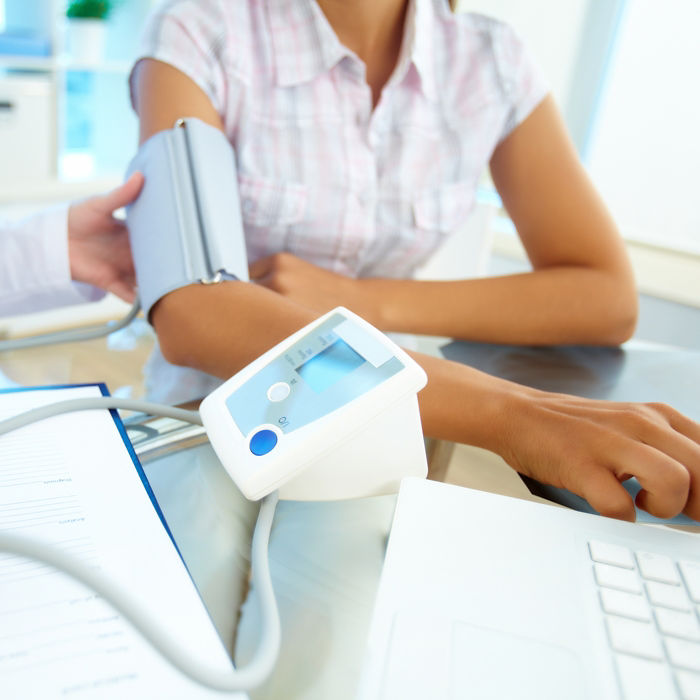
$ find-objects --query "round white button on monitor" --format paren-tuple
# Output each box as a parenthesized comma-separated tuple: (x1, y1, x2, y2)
(267, 381, 291, 402)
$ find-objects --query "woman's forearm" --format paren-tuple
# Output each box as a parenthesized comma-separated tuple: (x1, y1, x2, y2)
(362, 265, 638, 346)
(410, 350, 528, 450)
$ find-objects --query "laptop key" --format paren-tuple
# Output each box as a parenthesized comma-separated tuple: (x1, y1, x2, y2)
(606, 616, 664, 660)
(595, 563, 643, 593)
(600, 588, 651, 621)
(655, 608, 700, 642)
(676, 669, 700, 700)
(646, 580, 693, 612)
(615, 653, 677, 700)
(665, 637, 700, 672)
(589, 540, 635, 569)
(637, 551, 681, 585)
(679, 562, 700, 604)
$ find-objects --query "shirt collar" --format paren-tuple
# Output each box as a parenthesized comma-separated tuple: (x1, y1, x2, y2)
(392, 0, 438, 102)
(267, 0, 439, 102)
(267, 0, 351, 87)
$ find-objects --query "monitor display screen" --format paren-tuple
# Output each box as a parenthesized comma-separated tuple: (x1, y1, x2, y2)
(296, 339, 364, 393)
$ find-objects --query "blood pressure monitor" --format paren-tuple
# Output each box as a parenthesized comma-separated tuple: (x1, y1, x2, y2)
(200, 307, 428, 501)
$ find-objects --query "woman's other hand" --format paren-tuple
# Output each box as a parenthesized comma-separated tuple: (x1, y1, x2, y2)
(250, 252, 380, 323)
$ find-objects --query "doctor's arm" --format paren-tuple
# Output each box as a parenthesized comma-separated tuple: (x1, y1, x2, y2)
(0, 174, 143, 316)
(131, 59, 700, 523)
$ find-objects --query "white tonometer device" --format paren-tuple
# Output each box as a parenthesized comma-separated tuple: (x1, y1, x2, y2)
(199, 307, 428, 501)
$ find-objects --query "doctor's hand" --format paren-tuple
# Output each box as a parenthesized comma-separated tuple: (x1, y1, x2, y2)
(249, 253, 380, 323)
(67, 172, 144, 303)
(498, 390, 700, 522)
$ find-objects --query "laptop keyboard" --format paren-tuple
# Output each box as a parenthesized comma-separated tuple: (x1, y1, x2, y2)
(588, 540, 700, 700)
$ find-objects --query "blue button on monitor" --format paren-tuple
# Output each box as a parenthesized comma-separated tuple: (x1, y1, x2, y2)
(249, 429, 278, 456)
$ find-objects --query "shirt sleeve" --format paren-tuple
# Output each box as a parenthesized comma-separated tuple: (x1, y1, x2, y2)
(0, 205, 104, 318)
(129, 0, 230, 118)
(491, 21, 550, 144)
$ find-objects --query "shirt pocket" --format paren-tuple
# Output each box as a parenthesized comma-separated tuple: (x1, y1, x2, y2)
(237, 175, 309, 261)
(412, 181, 475, 235)
(237, 175, 308, 227)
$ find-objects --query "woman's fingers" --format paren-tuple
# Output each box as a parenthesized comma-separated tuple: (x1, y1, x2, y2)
(573, 465, 637, 522)
(606, 402, 700, 519)
(609, 440, 691, 519)
(248, 255, 273, 282)
(510, 395, 700, 522)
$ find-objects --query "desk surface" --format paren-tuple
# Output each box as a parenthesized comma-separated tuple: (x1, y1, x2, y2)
(0, 319, 155, 397)
(441, 339, 700, 422)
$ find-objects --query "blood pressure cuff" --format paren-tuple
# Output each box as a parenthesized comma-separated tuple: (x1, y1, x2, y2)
(125, 118, 249, 321)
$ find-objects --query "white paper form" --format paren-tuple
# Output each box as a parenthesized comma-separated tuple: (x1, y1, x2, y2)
(0, 385, 247, 699)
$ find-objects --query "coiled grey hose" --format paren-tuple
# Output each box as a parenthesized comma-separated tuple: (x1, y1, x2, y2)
(0, 299, 141, 351)
(0, 396, 203, 434)
(0, 397, 281, 692)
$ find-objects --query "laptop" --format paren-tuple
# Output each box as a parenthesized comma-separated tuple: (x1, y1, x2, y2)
(357, 478, 700, 700)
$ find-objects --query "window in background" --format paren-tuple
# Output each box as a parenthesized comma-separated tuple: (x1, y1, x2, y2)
(0, 2, 5, 33)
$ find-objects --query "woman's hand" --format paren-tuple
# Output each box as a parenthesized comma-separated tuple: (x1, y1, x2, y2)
(67, 172, 144, 302)
(249, 252, 380, 323)
(415, 352, 700, 523)
(495, 391, 700, 521)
